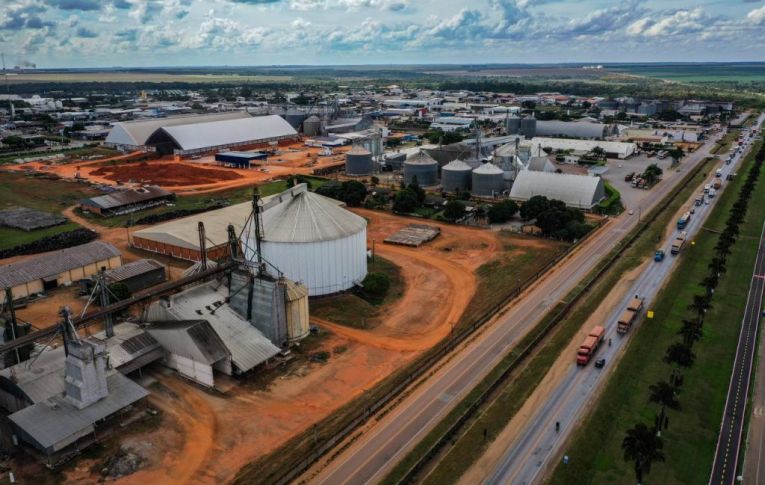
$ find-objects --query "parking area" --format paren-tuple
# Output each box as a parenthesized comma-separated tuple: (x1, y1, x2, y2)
(600, 154, 674, 209)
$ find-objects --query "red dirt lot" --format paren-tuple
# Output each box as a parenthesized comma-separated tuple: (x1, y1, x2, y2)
(90, 162, 243, 186)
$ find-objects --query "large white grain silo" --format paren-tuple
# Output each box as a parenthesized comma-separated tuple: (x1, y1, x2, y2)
(244, 184, 368, 296)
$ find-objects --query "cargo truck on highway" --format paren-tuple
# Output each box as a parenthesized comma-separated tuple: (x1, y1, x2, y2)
(677, 211, 691, 229)
(671, 231, 687, 255)
(617, 296, 645, 334)
(577, 326, 605, 365)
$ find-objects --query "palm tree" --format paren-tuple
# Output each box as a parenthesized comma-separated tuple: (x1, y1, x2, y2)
(665, 342, 696, 367)
(699, 275, 718, 295)
(708, 257, 727, 276)
(622, 423, 666, 485)
(687, 294, 712, 325)
(678, 318, 703, 346)
(649, 380, 681, 410)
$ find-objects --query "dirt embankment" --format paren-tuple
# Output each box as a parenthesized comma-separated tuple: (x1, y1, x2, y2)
(90, 162, 243, 186)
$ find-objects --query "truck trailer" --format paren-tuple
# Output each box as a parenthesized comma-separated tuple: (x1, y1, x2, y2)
(671, 231, 687, 255)
(618, 296, 645, 334)
(677, 211, 691, 230)
(577, 325, 606, 365)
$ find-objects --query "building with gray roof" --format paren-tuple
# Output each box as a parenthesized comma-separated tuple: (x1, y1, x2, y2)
(104, 112, 250, 151)
(146, 115, 298, 155)
(510, 171, 606, 209)
(535, 120, 610, 139)
(80, 186, 174, 217)
(0, 241, 122, 301)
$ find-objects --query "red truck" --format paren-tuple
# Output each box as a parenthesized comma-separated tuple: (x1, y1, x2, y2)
(577, 326, 606, 365)
(617, 296, 645, 334)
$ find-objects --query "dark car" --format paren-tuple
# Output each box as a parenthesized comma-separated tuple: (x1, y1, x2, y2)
(594, 358, 606, 368)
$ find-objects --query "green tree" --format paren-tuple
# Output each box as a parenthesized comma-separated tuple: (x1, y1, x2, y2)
(393, 189, 419, 213)
(360, 272, 390, 303)
(407, 178, 426, 205)
(648, 380, 681, 410)
(622, 423, 665, 485)
(519, 195, 550, 220)
(443, 200, 466, 221)
(340, 180, 367, 207)
(677, 318, 703, 346)
(664, 342, 696, 367)
(487, 200, 519, 223)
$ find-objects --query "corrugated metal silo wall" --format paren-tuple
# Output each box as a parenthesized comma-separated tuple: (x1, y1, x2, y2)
(404, 163, 438, 186)
(507, 117, 521, 134)
(346, 153, 373, 175)
(472, 173, 505, 196)
(441, 168, 471, 192)
(520, 118, 537, 139)
(229, 271, 288, 347)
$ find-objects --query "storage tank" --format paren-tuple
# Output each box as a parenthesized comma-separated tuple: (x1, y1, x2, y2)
(303, 115, 322, 137)
(403, 151, 439, 187)
(284, 108, 308, 130)
(507, 115, 522, 135)
(384, 152, 406, 171)
(281, 278, 309, 342)
(441, 160, 473, 193)
(520, 116, 537, 139)
(245, 184, 367, 296)
(472, 162, 505, 197)
(346, 146, 373, 176)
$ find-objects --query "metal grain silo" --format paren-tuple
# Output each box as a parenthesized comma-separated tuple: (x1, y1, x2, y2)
(403, 151, 439, 187)
(384, 152, 406, 171)
(284, 108, 308, 130)
(441, 160, 473, 192)
(520, 116, 537, 139)
(472, 162, 505, 197)
(346, 146, 373, 176)
(303, 115, 322, 137)
(507, 115, 522, 135)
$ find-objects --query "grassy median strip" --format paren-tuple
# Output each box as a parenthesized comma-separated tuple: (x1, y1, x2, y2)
(382, 158, 716, 484)
(548, 140, 765, 485)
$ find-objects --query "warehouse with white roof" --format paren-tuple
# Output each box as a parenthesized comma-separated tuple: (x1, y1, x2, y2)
(527, 137, 637, 159)
(510, 171, 606, 209)
(105, 113, 299, 155)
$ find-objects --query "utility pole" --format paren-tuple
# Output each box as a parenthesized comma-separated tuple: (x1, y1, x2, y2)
(97, 268, 114, 338)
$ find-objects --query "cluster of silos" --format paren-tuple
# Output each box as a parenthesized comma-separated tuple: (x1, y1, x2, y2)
(471, 162, 505, 197)
(303, 115, 322, 137)
(384, 152, 406, 171)
(346, 146, 373, 176)
(284, 108, 309, 130)
(403, 151, 439, 187)
(441, 160, 473, 193)
(507, 114, 537, 140)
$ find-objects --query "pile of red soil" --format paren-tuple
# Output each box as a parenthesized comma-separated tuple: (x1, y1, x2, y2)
(90, 162, 242, 186)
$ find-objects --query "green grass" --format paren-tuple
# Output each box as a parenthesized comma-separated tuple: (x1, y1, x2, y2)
(712, 129, 740, 155)
(81, 176, 328, 228)
(310, 257, 405, 329)
(0, 222, 80, 251)
(548, 140, 765, 485)
(383, 156, 717, 485)
(0, 146, 119, 165)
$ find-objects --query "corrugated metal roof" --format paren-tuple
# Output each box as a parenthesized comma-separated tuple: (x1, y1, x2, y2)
(535, 120, 607, 139)
(0, 241, 121, 289)
(146, 320, 229, 365)
(442, 160, 473, 172)
(146, 282, 280, 372)
(81, 186, 173, 211)
(133, 184, 365, 248)
(91, 323, 163, 371)
(0, 346, 66, 404)
(259, 190, 366, 243)
(510, 171, 606, 209)
(105, 112, 250, 147)
(8, 373, 148, 452)
(405, 151, 438, 166)
(473, 162, 503, 175)
(160, 115, 297, 151)
(105, 259, 164, 284)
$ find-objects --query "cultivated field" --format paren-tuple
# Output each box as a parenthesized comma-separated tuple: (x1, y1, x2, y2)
(3, 72, 293, 84)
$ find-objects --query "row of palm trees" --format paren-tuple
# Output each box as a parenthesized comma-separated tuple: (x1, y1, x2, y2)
(622, 141, 765, 485)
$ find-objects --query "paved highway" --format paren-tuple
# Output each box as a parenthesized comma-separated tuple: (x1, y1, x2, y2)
(484, 113, 765, 485)
(710, 135, 765, 482)
(306, 125, 734, 485)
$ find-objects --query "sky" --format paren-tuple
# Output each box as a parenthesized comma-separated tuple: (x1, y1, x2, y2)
(2, 0, 765, 68)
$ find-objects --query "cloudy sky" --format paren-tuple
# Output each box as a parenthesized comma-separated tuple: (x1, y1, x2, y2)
(2, 0, 765, 68)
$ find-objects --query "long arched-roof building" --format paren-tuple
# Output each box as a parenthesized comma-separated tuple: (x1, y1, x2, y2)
(105, 113, 298, 155)
(510, 171, 606, 209)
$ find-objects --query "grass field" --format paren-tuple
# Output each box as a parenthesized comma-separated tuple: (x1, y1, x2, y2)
(0, 172, 100, 250)
(383, 157, 717, 485)
(611, 63, 765, 83)
(548, 140, 765, 485)
(457, 234, 569, 329)
(81, 176, 328, 228)
(0, 146, 120, 165)
(310, 257, 404, 329)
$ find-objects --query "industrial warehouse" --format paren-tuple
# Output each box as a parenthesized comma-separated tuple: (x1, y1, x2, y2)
(105, 113, 299, 155)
